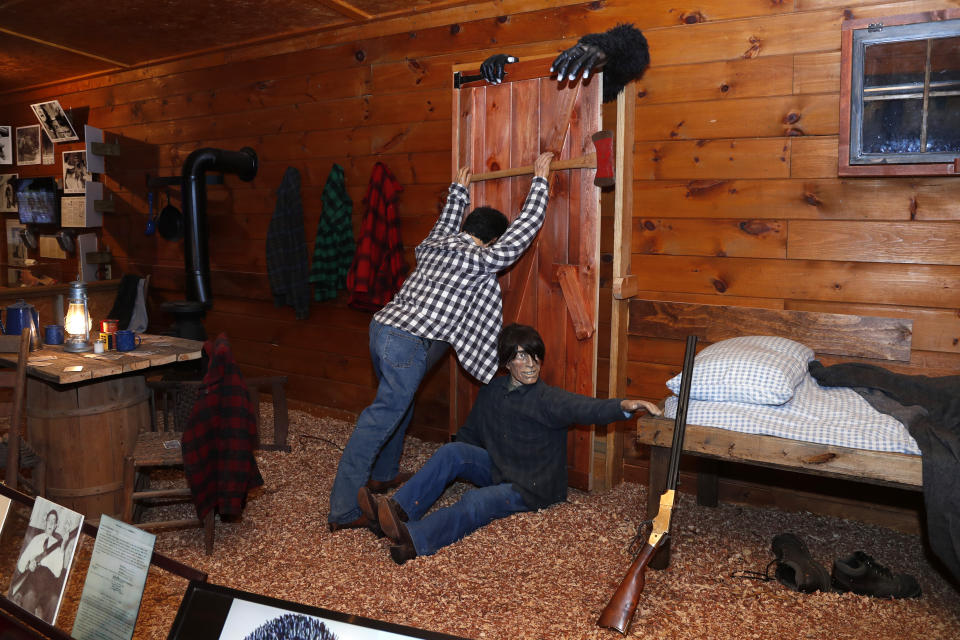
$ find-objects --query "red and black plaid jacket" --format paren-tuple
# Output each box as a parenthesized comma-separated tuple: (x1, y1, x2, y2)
(181, 334, 264, 519)
(346, 162, 408, 311)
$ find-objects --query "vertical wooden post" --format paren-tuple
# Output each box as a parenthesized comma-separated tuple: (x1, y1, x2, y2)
(602, 81, 636, 489)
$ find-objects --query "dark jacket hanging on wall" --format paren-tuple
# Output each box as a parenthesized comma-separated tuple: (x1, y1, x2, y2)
(266, 167, 311, 319)
(809, 360, 960, 585)
(346, 162, 407, 311)
(308, 163, 354, 302)
(182, 333, 264, 519)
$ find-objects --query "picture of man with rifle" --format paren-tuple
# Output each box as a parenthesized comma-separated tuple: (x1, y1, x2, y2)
(357, 323, 661, 565)
(8, 500, 82, 625)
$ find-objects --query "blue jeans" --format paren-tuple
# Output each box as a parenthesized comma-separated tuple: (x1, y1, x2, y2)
(328, 321, 447, 524)
(393, 442, 529, 556)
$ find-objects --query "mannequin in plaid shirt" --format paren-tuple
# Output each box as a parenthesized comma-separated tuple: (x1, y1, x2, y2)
(329, 152, 555, 531)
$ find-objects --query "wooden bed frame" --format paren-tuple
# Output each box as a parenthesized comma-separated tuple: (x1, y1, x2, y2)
(629, 300, 923, 536)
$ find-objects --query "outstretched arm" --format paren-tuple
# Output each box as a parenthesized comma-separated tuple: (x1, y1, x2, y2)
(427, 168, 472, 240)
(480, 152, 553, 271)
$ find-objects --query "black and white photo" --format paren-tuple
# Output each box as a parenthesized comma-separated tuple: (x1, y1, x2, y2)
(7, 497, 84, 625)
(16, 125, 41, 166)
(0, 126, 12, 165)
(0, 173, 17, 213)
(41, 128, 54, 164)
(62, 150, 91, 193)
(30, 100, 79, 143)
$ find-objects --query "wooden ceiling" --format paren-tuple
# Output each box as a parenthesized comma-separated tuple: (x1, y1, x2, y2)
(0, 0, 480, 94)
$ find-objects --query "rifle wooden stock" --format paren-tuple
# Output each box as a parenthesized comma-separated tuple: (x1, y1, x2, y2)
(596, 335, 697, 635)
(596, 540, 662, 633)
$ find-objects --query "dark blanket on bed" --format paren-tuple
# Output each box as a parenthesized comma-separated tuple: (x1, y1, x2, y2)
(809, 360, 960, 586)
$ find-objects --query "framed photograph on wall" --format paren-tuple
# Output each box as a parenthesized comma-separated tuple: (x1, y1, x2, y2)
(41, 129, 54, 165)
(0, 173, 17, 213)
(62, 150, 90, 194)
(0, 126, 12, 165)
(30, 100, 79, 143)
(16, 125, 41, 166)
(5, 218, 25, 285)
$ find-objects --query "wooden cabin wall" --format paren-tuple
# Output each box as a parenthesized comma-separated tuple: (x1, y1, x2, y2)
(600, 0, 960, 532)
(0, 0, 957, 510)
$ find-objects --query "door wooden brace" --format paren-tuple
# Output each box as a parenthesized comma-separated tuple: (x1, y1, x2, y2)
(555, 264, 594, 340)
(613, 275, 638, 300)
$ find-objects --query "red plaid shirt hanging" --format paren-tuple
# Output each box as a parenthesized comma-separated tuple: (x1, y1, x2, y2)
(346, 162, 408, 311)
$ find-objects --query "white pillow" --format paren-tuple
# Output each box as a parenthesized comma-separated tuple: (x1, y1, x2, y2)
(666, 335, 814, 405)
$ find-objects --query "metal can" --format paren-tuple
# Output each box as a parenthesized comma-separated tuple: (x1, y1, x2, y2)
(99, 332, 115, 350)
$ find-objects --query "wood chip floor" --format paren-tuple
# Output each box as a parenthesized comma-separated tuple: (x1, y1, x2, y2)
(15, 406, 960, 639)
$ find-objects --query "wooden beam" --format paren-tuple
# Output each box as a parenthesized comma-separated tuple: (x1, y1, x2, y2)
(637, 416, 922, 489)
(612, 275, 637, 300)
(628, 300, 914, 362)
(0, 27, 130, 67)
(471, 152, 596, 182)
(316, 0, 371, 21)
(556, 265, 594, 340)
(603, 80, 636, 490)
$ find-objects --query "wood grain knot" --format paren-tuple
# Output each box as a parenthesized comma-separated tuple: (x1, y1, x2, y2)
(801, 453, 837, 465)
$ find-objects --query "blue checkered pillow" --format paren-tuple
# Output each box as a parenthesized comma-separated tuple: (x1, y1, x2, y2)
(666, 336, 814, 405)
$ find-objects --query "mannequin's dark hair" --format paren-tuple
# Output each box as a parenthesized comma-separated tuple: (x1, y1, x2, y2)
(498, 323, 545, 367)
(462, 206, 508, 243)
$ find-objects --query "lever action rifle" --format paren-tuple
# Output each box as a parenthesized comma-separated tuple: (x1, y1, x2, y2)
(597, 334, 697, 634)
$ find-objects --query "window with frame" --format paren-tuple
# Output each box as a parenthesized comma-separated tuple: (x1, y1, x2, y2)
(840, 11, 960, 176)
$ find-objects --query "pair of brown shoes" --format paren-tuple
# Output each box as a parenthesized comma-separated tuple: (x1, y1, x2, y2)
(357, 486, 417, 565)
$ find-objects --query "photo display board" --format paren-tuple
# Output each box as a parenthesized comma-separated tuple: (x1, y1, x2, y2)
(169, 581, 473, 640)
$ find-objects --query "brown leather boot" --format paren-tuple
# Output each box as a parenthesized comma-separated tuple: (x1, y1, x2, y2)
(366, 471, 413, 493)
(376, 496, 409, 544)
(356, 487, 385, 538)
(328, 514, 373, 533)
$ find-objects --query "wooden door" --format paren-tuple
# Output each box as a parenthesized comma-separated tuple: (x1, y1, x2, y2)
(451, 57, 603, 490)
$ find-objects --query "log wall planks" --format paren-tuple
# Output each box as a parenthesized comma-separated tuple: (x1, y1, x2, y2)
(1, 0, 958, 483)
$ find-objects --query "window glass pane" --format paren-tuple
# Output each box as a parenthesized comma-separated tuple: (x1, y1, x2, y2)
(862, 40, 926, 154)
(926, 36, 960, 152)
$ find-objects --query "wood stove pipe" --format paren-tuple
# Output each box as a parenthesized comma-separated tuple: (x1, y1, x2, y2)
(181, 146, 258, 306)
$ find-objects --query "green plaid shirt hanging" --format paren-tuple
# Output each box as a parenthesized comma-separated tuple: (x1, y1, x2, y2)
(308, 163, 355, 301)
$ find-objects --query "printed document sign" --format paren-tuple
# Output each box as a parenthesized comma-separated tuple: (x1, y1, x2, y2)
(72, 515, 156, 640)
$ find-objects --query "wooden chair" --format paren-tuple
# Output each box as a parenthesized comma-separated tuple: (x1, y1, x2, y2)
(122, 373, 288, 554)
(2, 331, 44, 497)
(149, 375, 291, 451)
(122, 430, 215, 554)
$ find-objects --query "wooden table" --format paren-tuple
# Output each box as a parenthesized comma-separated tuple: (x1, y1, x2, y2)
(0, 334, 204, 520)
(14, 334, 203, 384)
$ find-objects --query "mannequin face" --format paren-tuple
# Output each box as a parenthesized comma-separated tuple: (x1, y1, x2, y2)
(506, 347, 542, 386)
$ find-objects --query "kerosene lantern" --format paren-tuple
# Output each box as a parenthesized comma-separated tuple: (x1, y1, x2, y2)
(64, 280, 92, 352)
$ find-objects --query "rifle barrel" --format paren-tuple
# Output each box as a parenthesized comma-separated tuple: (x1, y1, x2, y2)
(666, 335, 697, 490)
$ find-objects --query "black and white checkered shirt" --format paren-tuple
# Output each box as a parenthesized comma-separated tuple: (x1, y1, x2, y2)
(374, 177, 550, 383)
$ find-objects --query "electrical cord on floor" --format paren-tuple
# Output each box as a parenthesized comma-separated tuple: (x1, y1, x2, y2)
(298, 433, 345, 451)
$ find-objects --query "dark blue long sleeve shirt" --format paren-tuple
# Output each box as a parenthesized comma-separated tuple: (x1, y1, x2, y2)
(454, 375, 627, 510)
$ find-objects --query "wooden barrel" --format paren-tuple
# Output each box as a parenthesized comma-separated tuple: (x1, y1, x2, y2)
(26, 374, 150, 520)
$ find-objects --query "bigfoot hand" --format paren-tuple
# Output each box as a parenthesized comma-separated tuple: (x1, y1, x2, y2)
(480, 54, 518, 84)
(551, 43, 608, 81)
